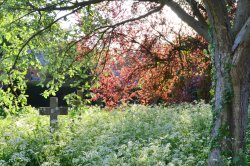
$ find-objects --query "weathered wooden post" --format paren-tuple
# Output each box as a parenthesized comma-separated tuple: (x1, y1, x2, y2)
(39, 97, 68, 132)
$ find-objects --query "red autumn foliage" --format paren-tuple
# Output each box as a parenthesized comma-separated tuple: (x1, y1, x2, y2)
(91, 33, 211, 107)
(75, 2, 212, 108)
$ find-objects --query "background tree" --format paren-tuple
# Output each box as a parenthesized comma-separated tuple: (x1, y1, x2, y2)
(1, 0, 249, 164)
(91, 30, 211, 107)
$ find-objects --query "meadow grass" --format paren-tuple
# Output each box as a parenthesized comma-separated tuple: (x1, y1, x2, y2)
(0, 102, 222, 165)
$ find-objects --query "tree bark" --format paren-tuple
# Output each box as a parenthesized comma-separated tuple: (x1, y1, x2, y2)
(230, 20, 250, 163)
(208, 43, 250, 166)
(208, 17, 250, 165)
(231, 17, 250, 164)
(231, 66, 249, 164)
(208, 48, 233, 166)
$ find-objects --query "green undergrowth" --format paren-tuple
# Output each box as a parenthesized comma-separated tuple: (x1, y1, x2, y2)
(0, 103, 213, 165)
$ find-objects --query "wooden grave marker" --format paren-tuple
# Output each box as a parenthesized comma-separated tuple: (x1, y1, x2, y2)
(39, 97, 68, 131)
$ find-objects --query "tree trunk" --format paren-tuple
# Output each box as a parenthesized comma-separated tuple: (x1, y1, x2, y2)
(208, 50, 233, 166)
(231, 71, 249, 164)
(208, 34, 250, 166)
(164, 0, 250, 164)
(230, 44, 250, 164)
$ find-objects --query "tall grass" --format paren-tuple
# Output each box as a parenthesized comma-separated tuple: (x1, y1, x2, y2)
(1, 103, 213, 165)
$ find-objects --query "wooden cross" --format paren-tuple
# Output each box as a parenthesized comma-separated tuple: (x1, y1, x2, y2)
(39, 97, 68, 131)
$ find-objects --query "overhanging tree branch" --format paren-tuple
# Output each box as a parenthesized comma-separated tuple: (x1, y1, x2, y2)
(32, 0, 104, 11)
(164, 0, 209, 40)
(9, 6, 83, 73)
(100, 4, 164, 29)
(186, 0, 208, 28)
(19, 0, 209, 42)
(10, 2, 163, 74)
